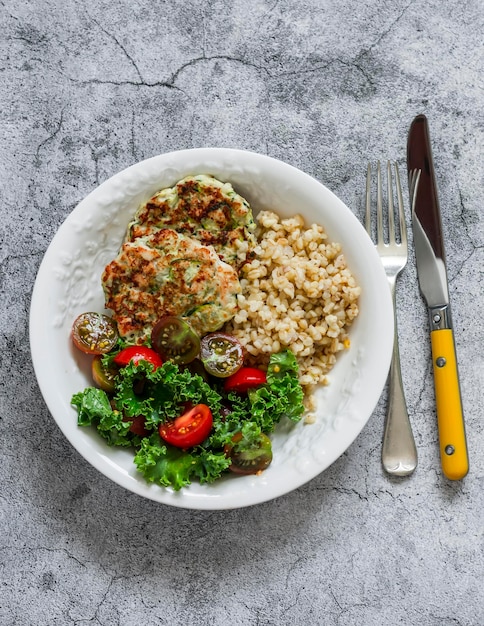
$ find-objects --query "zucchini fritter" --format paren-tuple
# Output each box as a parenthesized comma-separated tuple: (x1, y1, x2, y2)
(125, 174, 257, 268)
(102, 229, 241, 344)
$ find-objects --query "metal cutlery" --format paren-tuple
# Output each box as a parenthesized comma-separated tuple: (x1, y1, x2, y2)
(365, 161, 419, 476)
(407, 114, 469, 480)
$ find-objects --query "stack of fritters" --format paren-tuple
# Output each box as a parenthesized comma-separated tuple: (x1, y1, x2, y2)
(102, 175, 257, 344)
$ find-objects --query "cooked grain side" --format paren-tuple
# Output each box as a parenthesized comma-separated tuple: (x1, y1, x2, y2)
(225, 210, 361, 397)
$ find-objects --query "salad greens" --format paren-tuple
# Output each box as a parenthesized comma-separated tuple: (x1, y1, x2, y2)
(71, 349, 305, 490)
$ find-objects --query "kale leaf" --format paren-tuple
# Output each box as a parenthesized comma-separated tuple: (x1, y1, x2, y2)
(248, 350, 305, 426)
(134, 433, 231, 490)
(71, 387, 132, 446)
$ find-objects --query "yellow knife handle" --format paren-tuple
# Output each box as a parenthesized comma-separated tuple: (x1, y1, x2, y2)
(430, 328, 469, 480)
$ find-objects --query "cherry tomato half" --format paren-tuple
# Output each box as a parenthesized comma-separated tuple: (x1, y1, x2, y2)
(71, 312, 118, 355)
(224, 432, 273, 475)
(223, 367, 267, 393)
(113, 346, 163, 369)
(200, 333, 244, 378)
(91, 355, 119, 393)
(159, 404, 213, 448)
(151, 316, 200, 364)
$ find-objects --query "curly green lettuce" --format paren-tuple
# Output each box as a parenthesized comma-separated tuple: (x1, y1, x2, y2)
(71, 349, 305, 490)
(71, 387, 132, 446)
(134, 434, 231, 490)
(114, 361, 222, 425)
(249, 349, 305, 426)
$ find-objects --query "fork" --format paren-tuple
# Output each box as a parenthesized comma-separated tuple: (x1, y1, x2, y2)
(365, 161, 419, 476)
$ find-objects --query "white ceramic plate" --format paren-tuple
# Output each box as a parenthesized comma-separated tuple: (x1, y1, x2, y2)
(30, 148, 393, 510)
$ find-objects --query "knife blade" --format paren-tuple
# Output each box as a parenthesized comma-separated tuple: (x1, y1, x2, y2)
(407, 113, 469, 480)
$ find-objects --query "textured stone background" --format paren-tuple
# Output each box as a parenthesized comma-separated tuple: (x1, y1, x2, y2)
(1, 1, 483, 624)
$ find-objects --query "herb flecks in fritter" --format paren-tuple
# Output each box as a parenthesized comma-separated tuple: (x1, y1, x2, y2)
(102, 229, 241, 345)
(125, 174, 257, 268)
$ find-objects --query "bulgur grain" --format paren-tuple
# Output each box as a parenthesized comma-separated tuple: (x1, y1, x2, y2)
(224, 210, 361, 391)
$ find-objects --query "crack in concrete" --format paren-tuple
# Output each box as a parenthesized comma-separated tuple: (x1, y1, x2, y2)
(89, 145, 101, 187)
(88, 13, 144, 84)
(60, 28, 410, 99)
(34, 106, 66, 166)
(275, 56, 375, 92)
(167, 54, 270, 85)
(74, 618, 104, 625)
(384, 3, 415, 44)
(0, 544, 88, 569)
(284, 554, 308, 591)
(259, 0, 281, 24)
(446, 185, 484, 283)
(331, 486, 370, 500)
(11, 32, 49, 47)
(410, 356, 433, 417)
(0, 1, 18, 21)
(130, 109, 138, 162)
(0, 250, 44, 273)
(359, 0, 418, 57)
(91, 575, 120, 626)
(200, 7, 207, 57)
(280, 585, 304, 616)
(349, 0, 418, 90)
(330, 588, 344, 611)
(63, 53, 267, 93)
(65, 74, 183, 92)
(166, 0, 416, 90)
(427, 608, 464, 626)
(7, 0, 420, 106)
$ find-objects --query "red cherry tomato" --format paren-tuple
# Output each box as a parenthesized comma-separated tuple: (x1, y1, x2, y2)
(113, 346, 163, 369)
(223, 367, 267, 393)
(159, 404, 213, 448)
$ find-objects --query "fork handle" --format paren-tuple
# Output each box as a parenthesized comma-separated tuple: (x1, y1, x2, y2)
(382, 280, 418, 476)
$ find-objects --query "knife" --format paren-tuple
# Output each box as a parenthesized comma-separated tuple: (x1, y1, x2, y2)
(407, 114, 469, 480)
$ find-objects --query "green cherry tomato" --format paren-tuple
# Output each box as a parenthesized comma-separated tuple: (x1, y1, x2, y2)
(224, 432, 273, 475)
(200, 332, 244, 378)
(72, 312, 118, 355)
(151, 316, 200, 364)
(91, 355, 119, 393)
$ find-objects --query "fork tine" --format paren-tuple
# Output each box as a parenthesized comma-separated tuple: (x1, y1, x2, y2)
(365, 163, 372, 234)
(387, 161, 396, 245)
(376, 161, 384, 244)
(394, 163, 406, 246)
(368, 162, 414, 249)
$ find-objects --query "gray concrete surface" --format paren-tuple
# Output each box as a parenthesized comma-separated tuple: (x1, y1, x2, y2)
(1, 1, 483, 624)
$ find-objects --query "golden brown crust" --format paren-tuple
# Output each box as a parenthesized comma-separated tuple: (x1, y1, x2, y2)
(102, 229, 240, 344)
